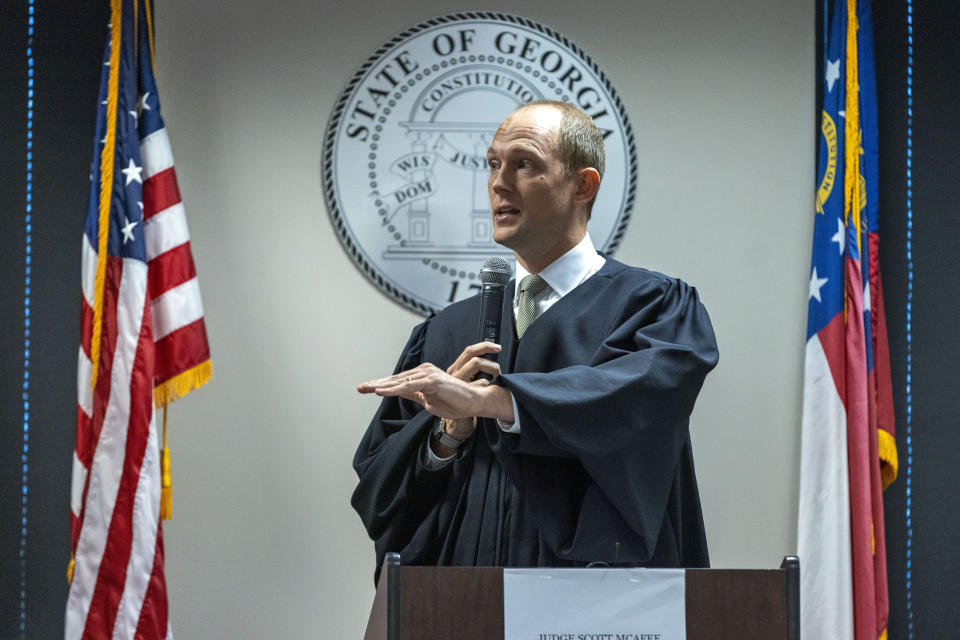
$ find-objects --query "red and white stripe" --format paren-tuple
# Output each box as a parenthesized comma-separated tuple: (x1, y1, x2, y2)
(799, 255, 878, 640)
(67, 248, 168, 639)
(141, 127, 209, 389)
(798, 314, 855, 640)
(67, 125, 196, 640)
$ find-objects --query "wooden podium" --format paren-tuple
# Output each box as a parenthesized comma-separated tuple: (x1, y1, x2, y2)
(363, 554, 799, 640)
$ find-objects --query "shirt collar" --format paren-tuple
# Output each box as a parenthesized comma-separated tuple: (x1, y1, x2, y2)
(514, 233, 600, 297)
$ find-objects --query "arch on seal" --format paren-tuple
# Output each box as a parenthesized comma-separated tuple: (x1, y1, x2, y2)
(408, 66, 543, 123)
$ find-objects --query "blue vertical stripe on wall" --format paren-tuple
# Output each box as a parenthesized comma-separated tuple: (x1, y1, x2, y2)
(21, 0, 35, 634)
(903, 1, 914, 637)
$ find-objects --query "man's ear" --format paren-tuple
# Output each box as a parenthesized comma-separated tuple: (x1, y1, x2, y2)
(573, 167, 601, 206)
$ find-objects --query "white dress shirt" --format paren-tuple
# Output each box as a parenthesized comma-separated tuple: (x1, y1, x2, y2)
(424, 233, 606, 466)
(511, 232, 607, 324)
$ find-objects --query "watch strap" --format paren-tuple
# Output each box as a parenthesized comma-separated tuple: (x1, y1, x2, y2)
(433, 418, 465, 449)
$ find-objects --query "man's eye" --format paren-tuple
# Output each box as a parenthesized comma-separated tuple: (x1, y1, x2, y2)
(488, 160, 499, 170)
(518, 159, 533, 169)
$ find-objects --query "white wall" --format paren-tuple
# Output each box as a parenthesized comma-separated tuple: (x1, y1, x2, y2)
(152, 1, 813, 637)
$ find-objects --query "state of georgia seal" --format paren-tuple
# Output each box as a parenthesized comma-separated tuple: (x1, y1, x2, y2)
(322, 11, 637, 315)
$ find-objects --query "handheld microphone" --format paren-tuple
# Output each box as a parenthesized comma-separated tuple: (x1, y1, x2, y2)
(477, 257, 512, 375)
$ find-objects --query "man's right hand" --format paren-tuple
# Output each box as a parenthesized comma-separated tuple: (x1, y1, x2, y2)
(435, 342, 503, 455)
(357, 342, 508, 458)
(446, 341, 502, 381)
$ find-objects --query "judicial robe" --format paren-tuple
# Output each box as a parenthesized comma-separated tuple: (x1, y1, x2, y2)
(351, 258, 719, 582)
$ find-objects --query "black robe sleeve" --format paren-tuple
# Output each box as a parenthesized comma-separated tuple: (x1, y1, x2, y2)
(494, 274, 718, 565)
(350, 318, 454, 577)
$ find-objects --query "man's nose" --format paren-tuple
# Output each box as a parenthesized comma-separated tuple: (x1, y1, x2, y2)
(490, 168, 513, 194)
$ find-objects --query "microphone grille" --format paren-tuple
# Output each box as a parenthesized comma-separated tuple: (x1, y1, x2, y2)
(480, 256, 512, 285)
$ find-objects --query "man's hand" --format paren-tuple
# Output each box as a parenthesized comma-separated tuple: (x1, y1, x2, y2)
(356, 362, 491, 419)
(442, 341, 502, 439)
(446, 341, 502, 382)
(356, 342, 515, 452)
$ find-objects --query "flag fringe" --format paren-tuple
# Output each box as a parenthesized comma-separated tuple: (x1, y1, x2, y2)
(843, 0, 862, 254)
(90, 0, 124, 390)
(153, 359, 212, 408)
(144, 0, 155, 69)
(878, 428, 898, 489)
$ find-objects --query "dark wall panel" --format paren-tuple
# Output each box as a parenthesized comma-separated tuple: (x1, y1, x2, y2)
(875, 1, 960, 638)
(0, 2, 107, 639)
(0, 1, 30, 637)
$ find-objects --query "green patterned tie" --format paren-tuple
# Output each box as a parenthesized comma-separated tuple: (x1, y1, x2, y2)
(516, 274, 549, 338)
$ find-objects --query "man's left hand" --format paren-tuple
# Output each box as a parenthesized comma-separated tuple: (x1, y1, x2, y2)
(357, 362, 514, 423)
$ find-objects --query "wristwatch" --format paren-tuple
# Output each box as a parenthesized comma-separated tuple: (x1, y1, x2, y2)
(432, 418, 466, 450)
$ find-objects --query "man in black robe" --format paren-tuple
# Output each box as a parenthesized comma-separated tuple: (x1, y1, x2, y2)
(353, 101, 718, 581)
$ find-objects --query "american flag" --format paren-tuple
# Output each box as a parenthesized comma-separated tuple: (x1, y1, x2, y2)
(798, 1, 896, 639)
(67, 1, 211, 638)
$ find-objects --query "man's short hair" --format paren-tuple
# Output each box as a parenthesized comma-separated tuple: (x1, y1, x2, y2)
(521, 100, 605, 214)
(523, 100, 605, 181)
